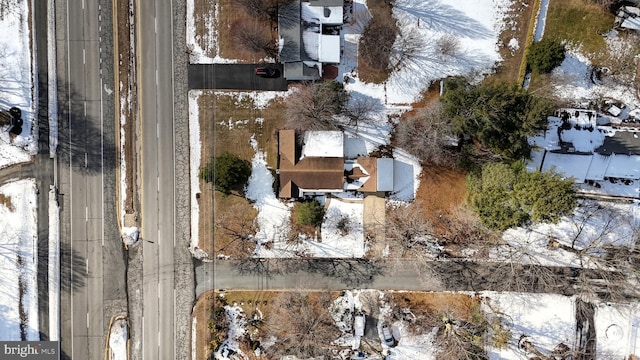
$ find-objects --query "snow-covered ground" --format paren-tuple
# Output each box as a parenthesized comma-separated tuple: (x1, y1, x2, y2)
(215, 304, 248, 360)
(186, 0, 236, 64)
(47, 0, 58, 158)
(495, 199, 639, 268)
(484, 292, 576, 360)
(188, 90, 204, 258)
(0, 0, 37, 168)
(108, 318, 128, 360)
(0, 178, 38, 340)
(48, 186, 60, 341)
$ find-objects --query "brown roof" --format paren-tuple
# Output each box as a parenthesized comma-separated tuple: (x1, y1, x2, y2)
(278, 130, 345, 197)
(354, 157, 377, 192)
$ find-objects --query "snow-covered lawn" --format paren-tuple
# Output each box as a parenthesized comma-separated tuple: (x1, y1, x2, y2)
(48, 186, 60, 341)
(383, 0, 510, 104)
(494, 200, 639, 268)
(0, 0, 37, 168)
(215, 304, 248, 360)
(0, 178, 38, 340)
(188, 90, 203, 257)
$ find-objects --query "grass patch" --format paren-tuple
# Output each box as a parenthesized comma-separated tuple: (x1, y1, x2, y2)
(389, 292, 480, 322)
(193, 290, 216, 360)
(544, 0, 613, 57)
(217, 0, 275, 62)
(197, 91, 287, 258)
(415, 165, 467, 222)
(488, 0, 536, 84)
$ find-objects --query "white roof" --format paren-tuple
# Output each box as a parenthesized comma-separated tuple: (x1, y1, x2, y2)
(606, 154, 640, 179)
(302, 2, 343, 25)
(608, 105, 622, 116)
(301, 131, 343, 158)
(376, 158, 394, 191)
(585, 154, 609, 180)
(319, 35, 340, 63)
(541, 152, 590, 182)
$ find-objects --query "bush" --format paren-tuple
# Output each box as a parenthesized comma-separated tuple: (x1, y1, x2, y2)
(296, 200, 325, 227)
(527, 38, 565, 74)
(201, 152, 252, 194)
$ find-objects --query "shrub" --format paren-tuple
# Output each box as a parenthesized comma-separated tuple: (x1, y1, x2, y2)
(296, 200, 325, 227)
(201, 152, 252, 194)
(527, 38, 565, 74)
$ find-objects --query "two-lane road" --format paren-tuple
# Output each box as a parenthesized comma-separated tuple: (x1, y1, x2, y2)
(137, 0, 177, 359)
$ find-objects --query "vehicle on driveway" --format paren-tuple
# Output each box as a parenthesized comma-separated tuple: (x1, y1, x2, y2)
(255, 66, 278, 78)
(381, 323, 395, 346)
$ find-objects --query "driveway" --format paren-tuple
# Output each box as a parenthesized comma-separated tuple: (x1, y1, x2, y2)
(188, 64, 288, 91)
(363, 192, 386, 257)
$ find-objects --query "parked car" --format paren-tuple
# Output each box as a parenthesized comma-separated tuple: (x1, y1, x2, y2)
(255, 66, 278, 78)
(381, 323, 395, 346)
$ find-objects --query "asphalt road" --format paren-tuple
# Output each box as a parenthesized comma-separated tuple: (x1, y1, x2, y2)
(203, 259, 632, 299)
(188, 64, 288, 90)
(57, 0, 125, 358)
(137, 0, 177, 358)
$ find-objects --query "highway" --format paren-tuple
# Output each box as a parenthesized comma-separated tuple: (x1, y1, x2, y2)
(137, 0, 178, 359)
(57, 0, 125, 359)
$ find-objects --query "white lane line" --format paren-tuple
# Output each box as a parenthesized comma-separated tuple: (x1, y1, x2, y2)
(85, 207, 88, 222)
(86, 312, 89, 329)
(155, 69, 158, 86)
(83, 48, 85, 64)
(154, 17, 157, 34)
(156, 123, 160, 139)
(157, 177, 160, 192)
(84, 101, 87, 116)
(82, 0, 84, 10)
(85, 259, 89, 275)
(84, 153, 88, 168)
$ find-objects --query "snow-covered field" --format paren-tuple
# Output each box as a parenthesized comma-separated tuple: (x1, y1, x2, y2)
(0, 0, 37, 168)
(188, 90, 204, 258)
(0, 178, 38, 340)
(48, 186, 60, 341)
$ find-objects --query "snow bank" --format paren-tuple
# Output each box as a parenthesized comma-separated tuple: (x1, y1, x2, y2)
(188, 90, 204, 257)
(215, 305, 248, 360)
(48, 0, 58, 158)
(0, 179, 38, 340)
(108, 318, 128, 360)
(121, 226, 139, 246)
(0, 0, 37, 168)
(48, 186, 60, 340)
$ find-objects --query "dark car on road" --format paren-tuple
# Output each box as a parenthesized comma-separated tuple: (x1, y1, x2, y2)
(255, 66, 278, 78)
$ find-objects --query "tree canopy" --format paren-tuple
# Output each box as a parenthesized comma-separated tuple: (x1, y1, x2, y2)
(467, 162, 577, 231)
(285, 81, 349, 131)
(441, 78, 553, 160)
(201, 152, 252, 194)
(527, 38, 566, 74)
(296, 200, 325, 228)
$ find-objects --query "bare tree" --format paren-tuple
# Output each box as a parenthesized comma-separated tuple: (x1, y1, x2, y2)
(345, 95, 380, 130)
(394, 101, 458, 166)
(386, 202, 438, 257)
(263, 291, 339, 358)
(285, 82, 349, 131)
(436, 34, 461, 58)
(389, 19, 426, 71)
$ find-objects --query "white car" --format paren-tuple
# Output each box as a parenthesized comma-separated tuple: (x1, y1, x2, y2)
(381, 324, 394, 346)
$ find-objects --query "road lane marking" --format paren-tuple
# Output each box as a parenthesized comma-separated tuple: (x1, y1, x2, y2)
(156, 123, 159, 138)
(83, 48, 85, 64)
(86, 259, 89, 274)
(86, 312, 89, 329)
(157, 177, 160, 192)
(154, 17, 157, 34)
(84, 153, 88, 168)
(84, 101, 87, 116)
(86, 207, 88, 222)
(155, 69, 158, 86)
